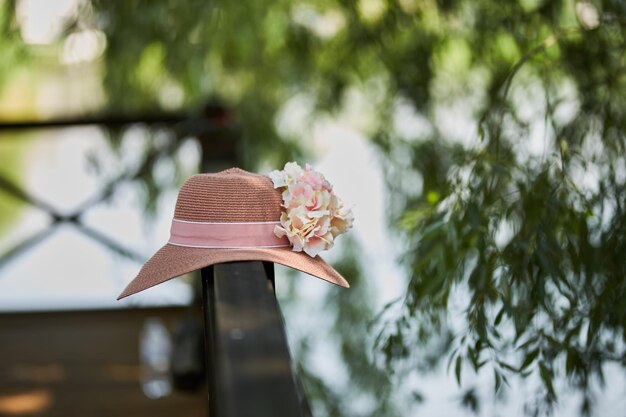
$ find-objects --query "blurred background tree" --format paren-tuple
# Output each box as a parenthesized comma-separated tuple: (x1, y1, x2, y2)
(1, 0, 625, 415)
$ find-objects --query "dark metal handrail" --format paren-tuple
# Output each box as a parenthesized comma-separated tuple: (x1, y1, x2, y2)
(0, 102, 231, 133)
(0, 113, 189, 130)
(201, 262, 308, 417)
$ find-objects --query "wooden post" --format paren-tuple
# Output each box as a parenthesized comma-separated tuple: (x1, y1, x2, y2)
(200, 262, 305, 417)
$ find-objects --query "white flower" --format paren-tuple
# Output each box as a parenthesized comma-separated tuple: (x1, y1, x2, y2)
(269, 162, 354, 257)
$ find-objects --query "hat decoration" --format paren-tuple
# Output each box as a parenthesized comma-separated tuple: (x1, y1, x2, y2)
(269, 162, 354, 257)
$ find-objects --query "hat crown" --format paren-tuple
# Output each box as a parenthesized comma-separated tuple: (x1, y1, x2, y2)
(174, 168, 283, 222)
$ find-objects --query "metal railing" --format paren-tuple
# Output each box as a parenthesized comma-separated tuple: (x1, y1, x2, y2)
(202, 262, 308, 417)
(0, 106, 235, 271)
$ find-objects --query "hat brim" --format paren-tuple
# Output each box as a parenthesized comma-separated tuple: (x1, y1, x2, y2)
(117, 244, 349, 299)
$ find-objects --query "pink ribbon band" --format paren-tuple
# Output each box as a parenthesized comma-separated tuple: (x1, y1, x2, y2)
(168, 219, 290, 248)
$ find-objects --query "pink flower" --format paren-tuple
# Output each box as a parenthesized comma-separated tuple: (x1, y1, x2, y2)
(269, 162, 354, 257)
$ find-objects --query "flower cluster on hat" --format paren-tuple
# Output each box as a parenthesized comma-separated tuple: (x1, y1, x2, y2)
(268, 162, 354, 257)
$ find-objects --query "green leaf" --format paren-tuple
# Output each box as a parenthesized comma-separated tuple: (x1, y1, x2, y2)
(494, 369, 502, 393)
(497, 360, 518, 372)
(519, 349, 539, 371)
(419, 218, 446, 240)
(539, 363, 556, 399)
(494, 306, 506, 326)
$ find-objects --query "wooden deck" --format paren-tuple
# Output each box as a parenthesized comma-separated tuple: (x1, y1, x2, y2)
(0, 307, 206, 417)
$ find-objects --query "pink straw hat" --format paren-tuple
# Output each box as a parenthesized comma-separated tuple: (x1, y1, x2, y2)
(118, 166, 351, 299)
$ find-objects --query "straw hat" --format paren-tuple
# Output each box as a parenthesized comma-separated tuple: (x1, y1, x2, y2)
(118, 166, 351, 299)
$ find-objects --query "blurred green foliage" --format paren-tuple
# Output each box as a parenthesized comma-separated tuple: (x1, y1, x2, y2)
(1, 0, 625, 415)
(0, 0, 27, 234)
(0, 1, 26, 88)
(0, 137, 26, 234)
(288, 238, 403, 416)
